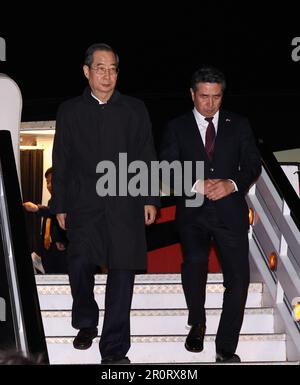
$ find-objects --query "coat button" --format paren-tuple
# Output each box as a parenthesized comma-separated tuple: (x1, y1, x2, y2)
(210, 167, 214, 172)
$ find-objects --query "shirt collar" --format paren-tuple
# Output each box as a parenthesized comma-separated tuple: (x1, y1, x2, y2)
(91, 92, 106, 104)
(193, 108, 219, 128)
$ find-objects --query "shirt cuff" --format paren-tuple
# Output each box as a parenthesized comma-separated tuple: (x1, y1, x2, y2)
(228, 179, 238, 192)
(191, 180, 204, 194)
(191, 180, 198, 193)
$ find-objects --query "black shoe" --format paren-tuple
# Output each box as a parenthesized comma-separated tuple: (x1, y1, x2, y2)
(184, 324, 206, 352)
(101, 356, 131, 365)
(73, 327, 98, 350)
(216, 351, 241, 363)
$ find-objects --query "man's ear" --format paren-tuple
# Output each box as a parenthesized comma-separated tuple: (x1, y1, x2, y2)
(83, 65, 89, 78)
(190, 88, 195, 102)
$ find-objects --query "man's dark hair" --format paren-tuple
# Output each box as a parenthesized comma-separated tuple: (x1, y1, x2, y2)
(45, 167, 52, 179)
(84, 43, 119, 68)
(191, 66, 226, 92)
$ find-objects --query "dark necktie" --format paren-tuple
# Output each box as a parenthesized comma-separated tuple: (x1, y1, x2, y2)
(205, 117, 216, 161)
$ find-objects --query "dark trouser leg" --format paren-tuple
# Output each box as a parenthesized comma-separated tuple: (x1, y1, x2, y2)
(42, 245, 69, 274)
(68, 250, 99, 329)
(181, 262, 208, 325)
(99, 269, 135, 360)
(180, 224, 210, 326)
(214, 230, 250, 354)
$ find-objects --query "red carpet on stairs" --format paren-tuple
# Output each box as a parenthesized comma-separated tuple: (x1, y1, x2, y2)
(147, 205, 221, 273)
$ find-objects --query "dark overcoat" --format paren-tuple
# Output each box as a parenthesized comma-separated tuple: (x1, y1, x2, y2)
(51, 87, 159, 269)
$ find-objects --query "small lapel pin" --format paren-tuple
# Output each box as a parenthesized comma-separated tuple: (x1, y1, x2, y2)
(225, 118, 231, 122)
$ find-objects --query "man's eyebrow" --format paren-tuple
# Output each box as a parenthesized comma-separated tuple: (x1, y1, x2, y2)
(94, 62, 117, 67)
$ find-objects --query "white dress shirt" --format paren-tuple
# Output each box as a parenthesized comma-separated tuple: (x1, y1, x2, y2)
(191, 108, 237, 193)
(193, 107, 219, 144)
(91, 92, 106, 104)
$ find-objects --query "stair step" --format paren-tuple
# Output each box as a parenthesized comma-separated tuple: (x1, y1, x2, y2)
(46, 334, 287, 364)
(42, 308, 274, 336)
(37, 282, 262, 310)
(37, 274, 290, 364)
(36, 273, 223, 285)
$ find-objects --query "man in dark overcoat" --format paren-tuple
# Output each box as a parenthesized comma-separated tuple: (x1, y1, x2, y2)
(51, 43, 159, 364)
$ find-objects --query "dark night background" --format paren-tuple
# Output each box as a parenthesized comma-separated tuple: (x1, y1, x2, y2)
(1, 3, 300, 152)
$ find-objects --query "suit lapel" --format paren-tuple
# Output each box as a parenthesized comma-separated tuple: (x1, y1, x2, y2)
(185, 111, 207, 160)
(213, 109, 231, 160)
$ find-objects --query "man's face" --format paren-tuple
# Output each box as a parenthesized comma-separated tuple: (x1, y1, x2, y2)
(83, 50, 118, 97)
(190, 82, 223, 118)
(46, 174, 52, 195)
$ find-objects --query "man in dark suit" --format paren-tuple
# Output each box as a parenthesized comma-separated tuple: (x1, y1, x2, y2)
(160, 66, 261, 363)
(51, 43, 159, 364)
(23, 167, 68, 274)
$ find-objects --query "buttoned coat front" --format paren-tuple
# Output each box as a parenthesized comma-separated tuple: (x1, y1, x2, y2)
(51, 88, 159, 269)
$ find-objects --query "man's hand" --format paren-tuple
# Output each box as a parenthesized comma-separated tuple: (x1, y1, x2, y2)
(23, 202, 39, 212)
(205, 179, 235, 201)
(56, 213, 67, 230)
(195, 179, 219, 195)
(144, 205, 157, 225)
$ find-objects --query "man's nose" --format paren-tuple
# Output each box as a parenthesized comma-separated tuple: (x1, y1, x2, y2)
(207, 97, 214, 107)
(103, 70, 112, 79)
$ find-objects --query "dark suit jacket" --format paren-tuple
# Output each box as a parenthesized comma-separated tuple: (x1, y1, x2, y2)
(160, 109, 262, 232)
(37, 202, 68, 274)
(38, 204, 68, 249)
